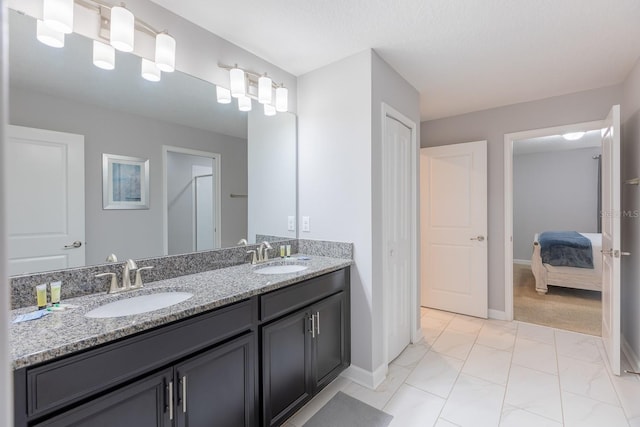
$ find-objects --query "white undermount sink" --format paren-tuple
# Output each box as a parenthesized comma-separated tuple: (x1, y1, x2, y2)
(85, 292, 193, 318)
(253, 264, 308, 275)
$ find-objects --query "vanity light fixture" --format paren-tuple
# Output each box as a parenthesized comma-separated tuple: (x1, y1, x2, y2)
(218, 64, 288, 115)
(562, 131, 586, 141)
(238, 96, 252, 112)
(93, 40, 115, 70)
(155, 32, 176, 72)
(216, 86, 232, 104)
(230, 67, 246, 98)
(36, 19, 65, 48)
(43, 0, 74, 34)
(258, 74, 272, 104)
(141, 58, 161, 82)
(275, 86, 288, 112)
(34, 0, 178, 79)
(110, 5, 135, 52)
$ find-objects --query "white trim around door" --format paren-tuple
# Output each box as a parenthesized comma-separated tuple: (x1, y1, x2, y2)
(503, 120, 604, 321)
(162, 146, 222, 255)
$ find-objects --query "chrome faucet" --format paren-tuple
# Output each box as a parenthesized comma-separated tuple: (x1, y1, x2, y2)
(122, 259, 138, 290)
(257, 241, 273, 262)
(133, 266, 154, 289)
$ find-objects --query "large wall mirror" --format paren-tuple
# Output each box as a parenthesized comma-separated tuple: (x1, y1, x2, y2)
(7, 11, 297, 276)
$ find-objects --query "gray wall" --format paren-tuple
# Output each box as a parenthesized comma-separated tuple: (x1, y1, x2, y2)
(513, 147, 601, 261)
(9, 86, 247, 264)
(298, 49, 420, 382)
(247, 110, 297, 243)
(421, 84, 622, 312)
(299, 50, 374, 374)
(621, 58, 640, 371)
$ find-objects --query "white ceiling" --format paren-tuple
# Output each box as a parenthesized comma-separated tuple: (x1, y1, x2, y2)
(149, 0, 640, 121)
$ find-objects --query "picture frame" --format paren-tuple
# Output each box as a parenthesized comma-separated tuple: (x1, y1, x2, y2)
(102, 153, 149, 210)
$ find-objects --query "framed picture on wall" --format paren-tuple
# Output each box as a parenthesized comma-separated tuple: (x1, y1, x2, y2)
(102, 153, 150, 210)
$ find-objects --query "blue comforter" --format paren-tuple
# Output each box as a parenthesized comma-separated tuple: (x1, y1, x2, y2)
(538, 231, 594, 269)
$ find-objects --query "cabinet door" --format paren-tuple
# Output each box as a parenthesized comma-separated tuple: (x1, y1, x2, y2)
(174, 333, 256, 427)
(262, 308, 313, 427)
(312, 291, 348, 391)
(33, 369, 172, 427)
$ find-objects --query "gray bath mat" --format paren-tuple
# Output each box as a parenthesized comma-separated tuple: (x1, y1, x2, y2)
(302, 391, 393, 427)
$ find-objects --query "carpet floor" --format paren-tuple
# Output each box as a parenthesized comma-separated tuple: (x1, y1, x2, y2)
(513, 263, 602, 336)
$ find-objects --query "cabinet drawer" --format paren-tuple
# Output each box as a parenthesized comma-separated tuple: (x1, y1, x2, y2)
(260, 269, 346, 322)
(26, 298, 256, 419)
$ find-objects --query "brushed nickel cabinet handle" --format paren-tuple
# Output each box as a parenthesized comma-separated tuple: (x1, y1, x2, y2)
(168, 381, 174, 421)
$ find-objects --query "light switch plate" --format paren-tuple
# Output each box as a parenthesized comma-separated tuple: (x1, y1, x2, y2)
(302, 216, 310, 232)
(287, 216, 295, 231)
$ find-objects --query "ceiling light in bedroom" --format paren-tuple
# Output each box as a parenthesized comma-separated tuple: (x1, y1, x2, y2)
(562, 131, 586, 141)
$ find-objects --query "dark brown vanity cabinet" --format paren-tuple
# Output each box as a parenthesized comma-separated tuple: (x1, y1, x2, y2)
(260, 269, 351, 427)
(33, 368, 173, 427)
(15, 299, 257, 427)
(174, 333, 255, 427)
(13, 267, 350, 427)
(31, 334, 255, 427)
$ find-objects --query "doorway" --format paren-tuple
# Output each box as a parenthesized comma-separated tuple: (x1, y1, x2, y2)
(163, 146, 221, 255)
(504, 106, 623, 376)
(510, 128, 602, 335)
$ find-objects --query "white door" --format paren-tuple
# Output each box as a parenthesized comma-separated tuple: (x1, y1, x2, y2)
(383, 115, 413, 362)
(7, 125, 85, 275)
(601, 105, 621, 375)
(421, 141, 488, 318)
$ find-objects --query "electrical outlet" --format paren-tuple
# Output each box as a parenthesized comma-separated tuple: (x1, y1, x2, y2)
(302, 216, 310, 232)
(287, 216, 295, 231)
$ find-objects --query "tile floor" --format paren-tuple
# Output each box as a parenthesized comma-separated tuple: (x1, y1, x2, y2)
(283, 308, 640, 427)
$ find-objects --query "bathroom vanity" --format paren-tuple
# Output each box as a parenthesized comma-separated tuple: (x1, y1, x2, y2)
(11, 258, 351, 427)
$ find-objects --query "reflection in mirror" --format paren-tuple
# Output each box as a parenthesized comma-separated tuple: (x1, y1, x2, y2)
(7, 10, 297, 276)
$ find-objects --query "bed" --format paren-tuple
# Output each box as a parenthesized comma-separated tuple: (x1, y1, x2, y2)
(531, 232, 602, 294)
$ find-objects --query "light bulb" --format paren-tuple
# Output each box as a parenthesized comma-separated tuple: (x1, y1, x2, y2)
(275, 86, 288, 112)
(141, 58, 161, 82)
(93, 40, 115, 70)
(43, 0, 74, 34)
(229, 67, 246, 98)
(110, 6, 135, 52)
(216, 86, 232, 104)
(264, 103, 276, 116)
(238, 96, 251, 112)
(155, 33, 175, 72)
(258, 75, 272, 104)
(36, 20, 65, 48)
(562, 132, 586, 141)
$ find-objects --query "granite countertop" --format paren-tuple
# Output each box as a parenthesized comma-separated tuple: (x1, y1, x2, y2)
(10, 255, 352, 370)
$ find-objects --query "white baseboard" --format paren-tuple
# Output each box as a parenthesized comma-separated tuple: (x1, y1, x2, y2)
(341, 363, 387, 390)
(513, 259, 531, 266)
(488, 309, 508, 321)
(622, 334, 640, 373)
(412, 327, 423, 344)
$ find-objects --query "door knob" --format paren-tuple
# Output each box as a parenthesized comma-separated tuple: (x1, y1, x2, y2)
(63, 240, 82, 249)
(470, 235, 485, 242)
